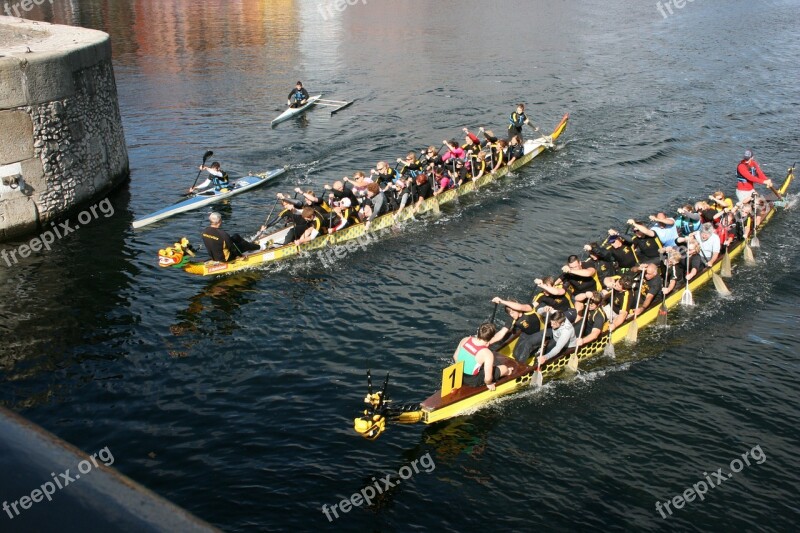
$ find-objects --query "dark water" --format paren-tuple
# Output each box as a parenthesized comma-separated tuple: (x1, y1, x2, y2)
(2, 0, 799, 531)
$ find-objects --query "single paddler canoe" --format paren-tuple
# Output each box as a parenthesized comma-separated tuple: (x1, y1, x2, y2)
(270, 95, 322, 127)
(132, 168, 287, 229)
(352, 166, 794, 440)
(164, 113, 570, 275)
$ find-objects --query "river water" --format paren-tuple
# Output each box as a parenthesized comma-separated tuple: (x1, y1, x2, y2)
(2, 0, 799, 531)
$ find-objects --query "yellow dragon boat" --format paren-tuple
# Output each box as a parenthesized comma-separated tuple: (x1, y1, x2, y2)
(158, 114, 569, 276)
(353, 166, 794, 440)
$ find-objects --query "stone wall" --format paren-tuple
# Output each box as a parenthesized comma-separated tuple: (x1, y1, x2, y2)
(0, 16, 129, 241)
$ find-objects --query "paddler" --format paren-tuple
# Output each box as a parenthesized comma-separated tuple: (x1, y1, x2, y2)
(190, 162, 229, 193)
(489, 297, 544, 363)
(294, 207, 323, 244)
(736, 149, 773, 203)
(508, 103, 537, 140)
(287, 81, 309, 108)
(201, 212, 259, 262)
(452, 323, 513, 391)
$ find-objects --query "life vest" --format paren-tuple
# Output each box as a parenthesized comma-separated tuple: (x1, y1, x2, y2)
(455, 338, 483, 375)
(291, 89, 305, 102)
(509, 112, 526, 130)
(676, 215, 701, 236)
(213, 171, 230, 191)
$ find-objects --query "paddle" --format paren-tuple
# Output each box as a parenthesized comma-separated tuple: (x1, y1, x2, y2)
(490, 302, 499, 324)
(603, 286, 616, 357)
(188, 150, 214, 194)
(750, 195, 760, 249)
(625, 270, 646, 343)
(656, 267, 670, 327)
(566, 307, 588, 372)
(533, 310, 550, 387)
(254, 198, 282, 240)
(681, 252, 694, 306)
(720, 243, 732, 278)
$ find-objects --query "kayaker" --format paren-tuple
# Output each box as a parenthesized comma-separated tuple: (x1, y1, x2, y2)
(287, 81, 309, 108)
(508, 103, 536, 140)
(201, 212, 259, 262)
(489, 297, 544, 363)
(736, 150, 773, 203)
(452, 322, 513, 391)
(191, 162, 229, 193)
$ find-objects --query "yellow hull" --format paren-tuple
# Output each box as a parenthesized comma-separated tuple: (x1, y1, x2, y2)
(181, 114, 570, 276)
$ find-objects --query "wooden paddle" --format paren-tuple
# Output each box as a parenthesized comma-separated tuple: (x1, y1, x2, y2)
(188, 150, 214, 193)
(534, 310, 550, 387)
(567, 307, 589, 372)
(625, 270, 646, 343)
(656, 267, 670, 327)
(681, 252, 694, 306)
(603, 287, 616, 357)
(720, 244, 732, 278)
(750, 195, 761, 248)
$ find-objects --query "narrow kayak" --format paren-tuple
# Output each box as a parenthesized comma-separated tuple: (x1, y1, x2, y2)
(270, 95, 322, 127)
(131, 168, 286, 229)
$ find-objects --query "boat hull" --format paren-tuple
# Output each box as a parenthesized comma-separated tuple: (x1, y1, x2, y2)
(132, 168, 286, 229)
(270, 95, 322, 126)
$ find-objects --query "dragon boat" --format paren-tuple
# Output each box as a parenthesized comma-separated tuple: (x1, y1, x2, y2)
(158, 113, 569, 276)
(353, 166, 794, 440)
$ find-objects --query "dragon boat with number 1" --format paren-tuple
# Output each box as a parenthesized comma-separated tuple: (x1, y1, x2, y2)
(353, 165, 794, 440)
(159, 113, 569, 276)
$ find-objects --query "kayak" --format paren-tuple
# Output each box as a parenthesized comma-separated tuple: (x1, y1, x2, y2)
(352, 166, 794, 440)
(160, 113, 570, 275)
(132, 168, 286, 229)
(270, 95, 322, 127)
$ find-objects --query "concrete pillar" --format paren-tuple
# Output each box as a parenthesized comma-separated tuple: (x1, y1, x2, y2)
(0, 16, 129, 241)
